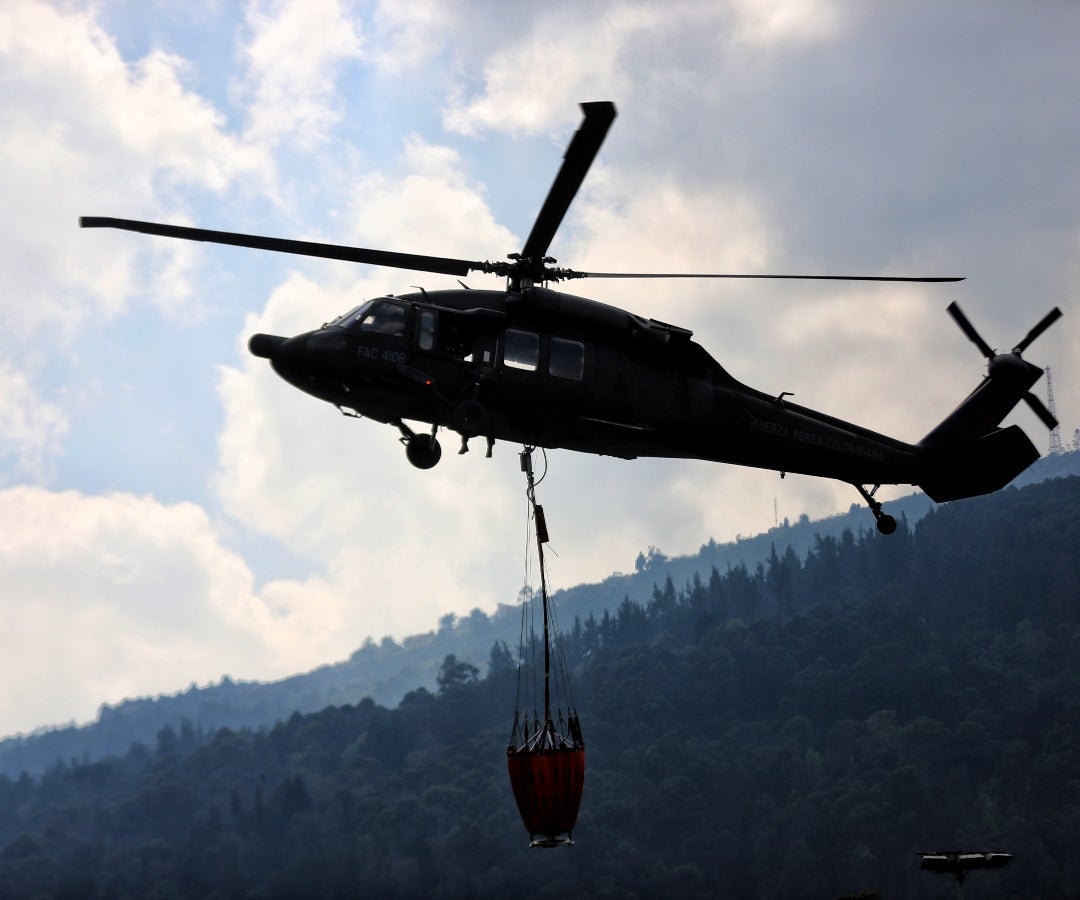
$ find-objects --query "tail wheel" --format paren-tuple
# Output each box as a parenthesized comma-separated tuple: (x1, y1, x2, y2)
(406, 434, 442, 469)
(854, 483, 897, 536)
(876, 514, 897, 535)
(452, 399, 489, 438)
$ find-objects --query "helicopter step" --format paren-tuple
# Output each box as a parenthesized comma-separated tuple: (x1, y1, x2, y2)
(452, 397, 489, 438)
(853, 483, 897, 535)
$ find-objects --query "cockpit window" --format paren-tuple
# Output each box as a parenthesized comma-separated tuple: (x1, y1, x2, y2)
(329, 303, 368, 328)
(354, 300, 406, 337)
(330, 299, 408, 336)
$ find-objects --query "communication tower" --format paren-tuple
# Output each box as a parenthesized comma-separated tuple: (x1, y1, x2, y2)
(1045, 366, 1064, 455)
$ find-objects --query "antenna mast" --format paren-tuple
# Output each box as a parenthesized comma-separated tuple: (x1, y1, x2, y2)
(1046, 366, 1064, 455)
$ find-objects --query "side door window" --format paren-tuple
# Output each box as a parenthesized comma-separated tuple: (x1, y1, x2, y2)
(503, 329, 540, 371)
(549, 338, 585, 380)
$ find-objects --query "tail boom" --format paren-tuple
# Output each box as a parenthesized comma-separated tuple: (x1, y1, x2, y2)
(916, 354, 1046, 502)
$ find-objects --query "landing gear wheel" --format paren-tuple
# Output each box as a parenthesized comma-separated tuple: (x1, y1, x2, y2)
(452, 399, 489, 438)
(876, 514, 897, 536)
(406, 434, 442, 469)
(853, 483, 897, 536)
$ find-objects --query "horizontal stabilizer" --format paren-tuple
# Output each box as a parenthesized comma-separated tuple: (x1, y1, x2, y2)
(918, 425, 1039, 502)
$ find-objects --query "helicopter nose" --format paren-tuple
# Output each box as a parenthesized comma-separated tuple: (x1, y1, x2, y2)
(248, 333, 288, 359)
(249, 331, 338, 392)
(267, 334, 316, 385)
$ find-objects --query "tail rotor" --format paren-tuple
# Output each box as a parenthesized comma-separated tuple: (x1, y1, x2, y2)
(918, 302, 1063, 503)
(1013, 307, 1063, 356)
(946, 301, 1063, 431)
(947, 301, 996, 360)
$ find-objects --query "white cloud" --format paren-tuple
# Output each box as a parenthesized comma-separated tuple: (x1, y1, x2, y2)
(0, 0, 272, 335)
(240, 0, 363, 149)
(443, 4, 658, 137)
(0, 484, 395, 737)
(0, 0, 276, 478)
(0, 362, 69, 482)
(441, 0, 843, 137)
(346, 135, 518, 257)
(214, 276, 523, 642)
(0, 488, 253, 735)
(365, 0, 455, 75)
(731, 0, 840, 46)
(208, 142, 889, 648)
(3, 0, 1078, 740)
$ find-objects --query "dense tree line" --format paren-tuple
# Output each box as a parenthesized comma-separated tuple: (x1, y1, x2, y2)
(0, 478, 1078, 898)
(7, 452, 1075, 781)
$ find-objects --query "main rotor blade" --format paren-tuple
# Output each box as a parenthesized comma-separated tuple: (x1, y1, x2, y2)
(947, 301, 995, 359)
(1024, 392, 1058, 430)
(577, 271, 965, 282)
(1013, 306, 1063, 354)
(80, 217, 480, 278)
(520, 101, 617, 261)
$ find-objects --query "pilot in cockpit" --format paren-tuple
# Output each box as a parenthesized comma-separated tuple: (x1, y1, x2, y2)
(359, 301, 405, 337)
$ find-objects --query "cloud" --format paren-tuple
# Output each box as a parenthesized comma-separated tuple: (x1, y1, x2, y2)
(0, 484, 401, 737)
(0, 487, 255, 735)
(0, 0, 273, 475)
(346, 135, 519, 257)
(443, 4, 658, 137)
(239, 0, 364, 149)
(208, 136, 894, 650)
(441, 0, 842, 137)
(0, 0, 272, 332)
(0, 363, 69, 482)
(730, 0, 840, 46)
(3, 0, 1078, 740)
(216, 326, 527, 642)
(363, 0, 456, 76)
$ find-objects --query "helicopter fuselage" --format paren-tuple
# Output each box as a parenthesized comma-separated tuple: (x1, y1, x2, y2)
(250, 284, 926, 488)
(84, 99, 1057, 534)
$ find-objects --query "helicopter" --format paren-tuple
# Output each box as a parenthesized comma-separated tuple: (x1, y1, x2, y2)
(81, 101, 1062, 534)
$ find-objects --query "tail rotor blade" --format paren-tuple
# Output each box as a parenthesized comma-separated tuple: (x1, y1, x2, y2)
(1024, 392, 1059, 430)
(947, 301, 995, 359)
(1014, 307, 1063, 354)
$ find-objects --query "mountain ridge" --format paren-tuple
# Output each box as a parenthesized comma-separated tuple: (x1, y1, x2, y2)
(4, 449, 1077, 778)
(2, 471, 1077, 896)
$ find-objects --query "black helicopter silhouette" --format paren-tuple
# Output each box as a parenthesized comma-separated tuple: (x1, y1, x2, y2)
(81, 101, 1062, 534)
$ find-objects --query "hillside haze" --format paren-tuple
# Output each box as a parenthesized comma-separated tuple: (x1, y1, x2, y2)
(0, 472, 1077, 896)
(2, 451, 1078, 779)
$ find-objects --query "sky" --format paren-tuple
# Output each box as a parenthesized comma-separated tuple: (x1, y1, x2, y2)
(1, 0, 1078, 738)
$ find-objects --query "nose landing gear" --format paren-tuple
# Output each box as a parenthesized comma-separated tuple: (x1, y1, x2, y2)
(395, 416, 495, 468)
(398, 421, 442, 469)
(853, 483, 897, 535)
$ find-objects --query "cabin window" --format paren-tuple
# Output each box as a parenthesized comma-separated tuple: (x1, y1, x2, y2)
(418, 309, 436, 351)
(503, 329, 539, 371)
(358, 301, 406, 337)
(550, 338, 585, 380)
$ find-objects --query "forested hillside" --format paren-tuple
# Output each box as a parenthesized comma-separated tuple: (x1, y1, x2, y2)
(1, 477, 1077, 898)
(0, 470, 935, 779)
(7, 450, 1076, 780)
